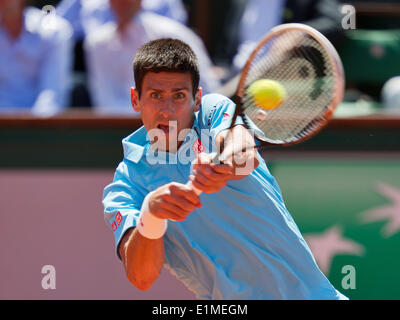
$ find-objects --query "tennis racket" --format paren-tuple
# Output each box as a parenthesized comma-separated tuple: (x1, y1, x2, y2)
(188, 23, 345, 194)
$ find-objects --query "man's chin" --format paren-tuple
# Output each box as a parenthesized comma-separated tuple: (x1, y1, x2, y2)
(150, 141, 179, 154)
(165, 142, 179, 154)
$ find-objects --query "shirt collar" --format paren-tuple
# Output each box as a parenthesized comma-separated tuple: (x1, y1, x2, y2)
(122, 126, 148, 163)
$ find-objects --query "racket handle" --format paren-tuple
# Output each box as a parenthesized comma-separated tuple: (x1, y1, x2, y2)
(186, 180, 202, 196)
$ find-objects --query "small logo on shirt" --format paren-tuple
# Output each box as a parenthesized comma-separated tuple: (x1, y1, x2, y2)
(193, 139, 205, 155)
(112, 211, 123, 232)
(223, 112, 230, 118)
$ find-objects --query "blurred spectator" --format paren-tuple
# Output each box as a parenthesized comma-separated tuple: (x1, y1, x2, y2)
(209, 0, 248, 70)
(142, 0, 187, 25)
(211, 0, 345, 73)
(84, 0, 220, 114)
(57, 0, 188, 42)
(0, 0, 73, 116)
(381, 76, 400, 110)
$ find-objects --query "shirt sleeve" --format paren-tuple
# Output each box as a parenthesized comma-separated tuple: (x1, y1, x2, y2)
(102, 160, 145, 259)
(198, 93, 265, 142)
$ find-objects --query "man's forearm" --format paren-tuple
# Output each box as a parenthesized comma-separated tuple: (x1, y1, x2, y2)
(216, 125, 259, 177)
(119, 227, 165, 291)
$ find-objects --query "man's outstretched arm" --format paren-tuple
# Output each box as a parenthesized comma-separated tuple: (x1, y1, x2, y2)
(119, 227, 164, 291)
(118, 182, 201, 290)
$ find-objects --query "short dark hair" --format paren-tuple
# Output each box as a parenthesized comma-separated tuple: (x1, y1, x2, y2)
(133, 38, 200, 97)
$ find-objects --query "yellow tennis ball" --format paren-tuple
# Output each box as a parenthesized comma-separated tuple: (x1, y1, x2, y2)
(247, 79, 286, 110)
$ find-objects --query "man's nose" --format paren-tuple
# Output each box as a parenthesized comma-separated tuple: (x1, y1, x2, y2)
(159, 98, 174, 117)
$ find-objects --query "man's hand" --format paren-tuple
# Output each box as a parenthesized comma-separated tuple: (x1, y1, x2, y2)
(189, 152, 234, 193)
(189, 125, 260, 193)
(149, 182, 202, 221)
(215, 124, 260, 177)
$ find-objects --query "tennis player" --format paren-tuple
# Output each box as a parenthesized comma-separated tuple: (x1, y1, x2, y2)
(102, 38, 347, 300)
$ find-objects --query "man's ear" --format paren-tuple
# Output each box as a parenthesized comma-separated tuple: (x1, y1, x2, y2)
(194, 87, 202, 112)
(131, 87, 140, 112)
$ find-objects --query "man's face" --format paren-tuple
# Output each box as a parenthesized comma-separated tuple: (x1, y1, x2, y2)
(131, 72, 202, 152)
(109, 0, 141, 21)
(0, 0, 23, 13)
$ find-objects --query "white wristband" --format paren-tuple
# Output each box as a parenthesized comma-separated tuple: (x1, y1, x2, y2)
(137, 192, 168, 239)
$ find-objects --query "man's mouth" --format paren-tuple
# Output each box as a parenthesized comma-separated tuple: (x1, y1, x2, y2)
(157, 124, 170, 133)
(156, 121, 179, 134)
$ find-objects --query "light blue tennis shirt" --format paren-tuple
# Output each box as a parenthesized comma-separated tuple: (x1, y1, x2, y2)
(103, 93, 347, 300)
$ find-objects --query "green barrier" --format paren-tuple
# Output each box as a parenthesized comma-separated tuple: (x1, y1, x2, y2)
(339, 29, 400, 85)
(272, 159, 400, 300)
(1, 109, 399, 168)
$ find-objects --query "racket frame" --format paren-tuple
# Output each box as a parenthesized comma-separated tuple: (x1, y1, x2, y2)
(232, 23, 345, 147)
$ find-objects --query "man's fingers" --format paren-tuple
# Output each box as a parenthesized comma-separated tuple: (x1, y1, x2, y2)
(193, 152, 234, 174)
(194, 166, 232, 183)
(162, 193, 199, 212)
(158, 201, 192, 221)
(170, 183, 201, 206)
(192, 171, 227, 188)
(156, 209, 186, 221)
(189, 174, 226, 193)
(210, 163, 234, 174)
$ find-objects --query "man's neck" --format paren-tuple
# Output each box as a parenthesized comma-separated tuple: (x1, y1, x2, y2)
(116, 7, 141, 36)
(1, 7, 24, 40)
(117, 18, 131, 35)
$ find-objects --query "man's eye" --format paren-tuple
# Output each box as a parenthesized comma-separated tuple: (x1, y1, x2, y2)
(150, 92, 161, 99)
(175, 92, 185, 99)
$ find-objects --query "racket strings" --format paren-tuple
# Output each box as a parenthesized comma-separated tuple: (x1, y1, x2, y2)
(242, 29, 337, 144)
(257, 38, 330, 139)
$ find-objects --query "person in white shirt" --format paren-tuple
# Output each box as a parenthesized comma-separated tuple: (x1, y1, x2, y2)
(0, 0, 73, 116)
(84, 0, 220, 115)
(57, 0, 188, 42)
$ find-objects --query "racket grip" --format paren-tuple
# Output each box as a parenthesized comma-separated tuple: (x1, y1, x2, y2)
(186, 180, 202, 196)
